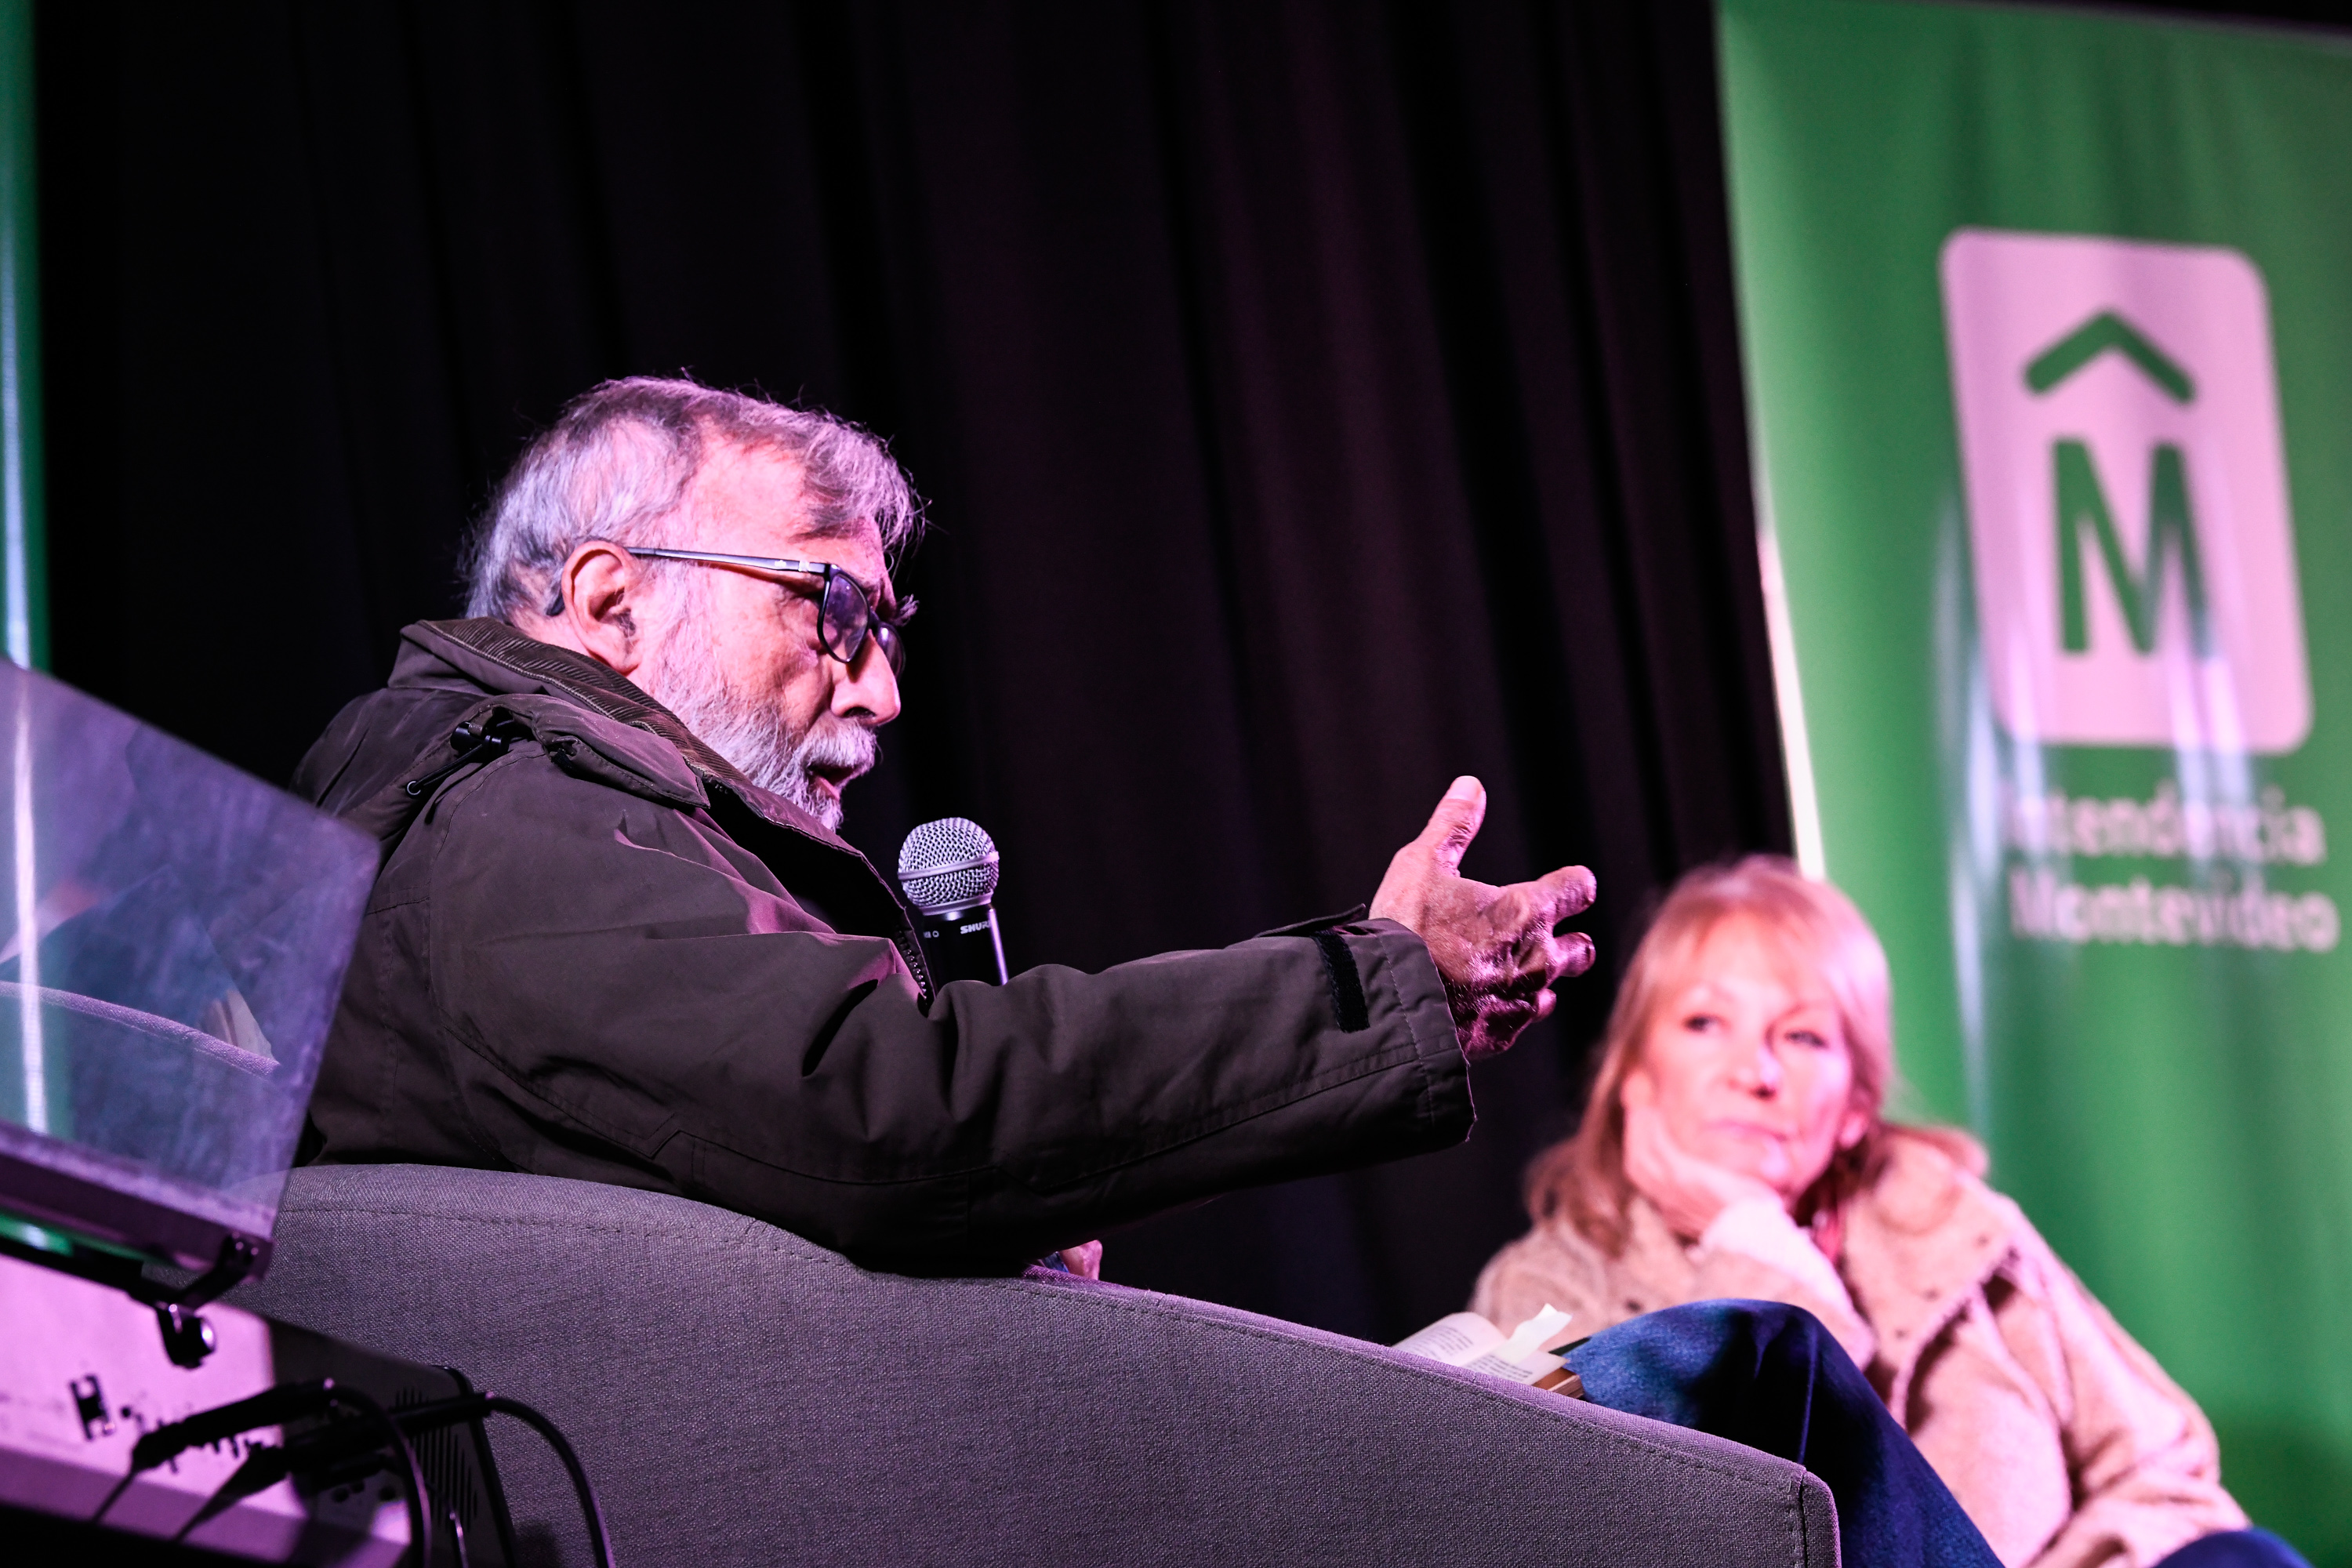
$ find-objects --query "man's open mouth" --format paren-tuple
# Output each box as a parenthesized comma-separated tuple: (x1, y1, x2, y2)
(805, 760, 866, 801)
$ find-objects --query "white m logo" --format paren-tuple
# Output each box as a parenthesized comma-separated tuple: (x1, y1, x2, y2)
(1942, 230, 2310, 754)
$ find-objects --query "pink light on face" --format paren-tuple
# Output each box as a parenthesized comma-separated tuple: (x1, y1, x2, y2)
(1625, 916, 1864, 1203)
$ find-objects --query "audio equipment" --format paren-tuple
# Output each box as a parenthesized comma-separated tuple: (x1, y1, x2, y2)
(898, 818, 1009, 988)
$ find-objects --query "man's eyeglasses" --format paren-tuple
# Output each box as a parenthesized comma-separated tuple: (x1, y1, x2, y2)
(626, 547, 911, 675)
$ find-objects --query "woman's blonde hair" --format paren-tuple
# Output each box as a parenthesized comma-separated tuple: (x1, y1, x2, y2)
(1526, 855, 1945, 1255)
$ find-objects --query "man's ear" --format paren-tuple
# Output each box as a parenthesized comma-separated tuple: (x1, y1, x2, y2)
(556, 543, 644, 676)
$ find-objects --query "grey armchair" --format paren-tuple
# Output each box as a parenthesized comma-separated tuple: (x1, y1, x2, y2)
(231, 1164, 1838, 1566)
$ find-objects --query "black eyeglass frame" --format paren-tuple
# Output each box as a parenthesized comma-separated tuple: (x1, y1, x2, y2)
(624, 546, 912, 673)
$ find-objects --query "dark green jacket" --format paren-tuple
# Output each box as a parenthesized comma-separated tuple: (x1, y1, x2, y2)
(296, 619, 1471, 1271)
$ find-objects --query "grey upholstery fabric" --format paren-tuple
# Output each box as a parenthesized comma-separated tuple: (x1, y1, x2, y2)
(232, 1165, 1839, 1567)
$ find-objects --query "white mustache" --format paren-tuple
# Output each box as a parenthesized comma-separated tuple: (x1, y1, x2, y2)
(792, 720, 879, 783)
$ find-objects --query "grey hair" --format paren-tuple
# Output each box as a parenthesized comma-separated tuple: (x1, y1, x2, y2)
(461, 376, 924, 622)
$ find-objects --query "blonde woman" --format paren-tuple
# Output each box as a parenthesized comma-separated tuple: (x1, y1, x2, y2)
(1479, 857, 2299, 1568)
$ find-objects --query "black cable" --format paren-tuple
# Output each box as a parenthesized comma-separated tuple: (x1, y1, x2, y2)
(130, 1380, 335, 1476)
(482, 1396, 615, 1568)
(443, 1367, 522, 1568)
(316, 1385, 432, 1568)
(144, 1382, 431, 1568)
(93, 1378, 336, 1526)
(89, 1374, 611, 1568)
(87, 1468, 137, 1529)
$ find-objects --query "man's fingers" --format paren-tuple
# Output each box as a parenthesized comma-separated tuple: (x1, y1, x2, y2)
(1482, 865, 1595, 944)
(1415, 775, 1487, 876)
(1504, 929, 1596, 989)
(1483, 866, 1595, 952)
(1465, 977, 1562, 1060)
(1557, 931, 1596, 978)
(1529, 863, 1598, 924)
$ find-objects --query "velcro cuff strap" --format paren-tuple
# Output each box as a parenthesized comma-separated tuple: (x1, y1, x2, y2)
(1310, 931, 1372, 1033)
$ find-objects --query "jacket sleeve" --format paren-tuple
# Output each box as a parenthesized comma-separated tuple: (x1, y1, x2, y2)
(421, 757, 1472, 1271)
(2005, 1233, 2249, 1568)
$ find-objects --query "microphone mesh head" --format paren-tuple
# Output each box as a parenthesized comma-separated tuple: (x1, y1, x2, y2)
(898, 817, 1000, 915)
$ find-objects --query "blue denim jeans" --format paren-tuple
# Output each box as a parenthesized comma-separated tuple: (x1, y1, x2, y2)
(1563, 1301, 2311, 1568)
(2157, 1530, 2312, 1568)
(1564, 1300, 1999, 1568)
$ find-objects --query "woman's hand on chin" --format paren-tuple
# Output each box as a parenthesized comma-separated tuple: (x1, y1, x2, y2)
(1621, 1097, 1784, 1240)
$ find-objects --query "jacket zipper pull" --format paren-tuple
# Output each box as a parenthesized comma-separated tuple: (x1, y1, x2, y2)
(404, 714, 530, 798)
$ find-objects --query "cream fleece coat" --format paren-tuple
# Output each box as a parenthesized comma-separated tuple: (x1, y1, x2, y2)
(1472, 1131, 2245, 1568)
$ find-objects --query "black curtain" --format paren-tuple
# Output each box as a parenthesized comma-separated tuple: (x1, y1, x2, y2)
(36, 2, 1788, 1342)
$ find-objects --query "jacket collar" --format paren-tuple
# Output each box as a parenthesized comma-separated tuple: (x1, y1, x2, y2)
(399, 617, 855, 855)
(394, 619, 931, 996)
(1838, 1131, 2022, 1398)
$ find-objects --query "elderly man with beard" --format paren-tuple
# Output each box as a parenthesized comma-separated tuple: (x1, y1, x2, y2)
(292, 376, 1597, 1276)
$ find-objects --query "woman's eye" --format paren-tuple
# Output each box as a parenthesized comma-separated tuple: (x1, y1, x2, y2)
(1682, 1013, 1721, 1033)
(1785, 1028, 1828, 1049)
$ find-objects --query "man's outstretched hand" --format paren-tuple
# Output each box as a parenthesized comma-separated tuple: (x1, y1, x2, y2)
(1369, 776, 1597, 1062)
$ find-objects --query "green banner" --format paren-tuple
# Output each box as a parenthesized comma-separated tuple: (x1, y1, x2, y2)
(1720, 0, 2352, 1557)
(0, 0, 42, 670)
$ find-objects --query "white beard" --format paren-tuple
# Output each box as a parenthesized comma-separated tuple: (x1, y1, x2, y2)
(641, 608, 877, 831)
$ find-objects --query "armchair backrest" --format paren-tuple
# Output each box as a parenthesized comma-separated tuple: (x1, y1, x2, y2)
(232, 1164, 1838, 1567)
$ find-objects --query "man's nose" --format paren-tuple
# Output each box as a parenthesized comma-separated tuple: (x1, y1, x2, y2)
(833, 637, 902, 725)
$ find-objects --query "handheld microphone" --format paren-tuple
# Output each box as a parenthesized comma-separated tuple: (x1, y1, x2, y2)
(898, 817, 1009, 986)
